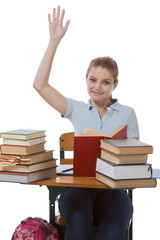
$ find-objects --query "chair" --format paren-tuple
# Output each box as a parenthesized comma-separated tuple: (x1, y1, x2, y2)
(60, 132, 74, 165)
(48, 132, 133, 240)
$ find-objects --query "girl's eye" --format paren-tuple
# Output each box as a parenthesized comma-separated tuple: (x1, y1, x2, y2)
(104, 81, 110, 85)
(90, 78, 95, 83)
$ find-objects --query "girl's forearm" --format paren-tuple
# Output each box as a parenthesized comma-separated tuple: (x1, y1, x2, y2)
(33, 39, 60, 91)
(33, 6, 69, 115)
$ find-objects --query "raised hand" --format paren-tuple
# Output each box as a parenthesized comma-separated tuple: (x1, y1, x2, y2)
(34, 6, 70, 116)
(48, 6, 70, 42)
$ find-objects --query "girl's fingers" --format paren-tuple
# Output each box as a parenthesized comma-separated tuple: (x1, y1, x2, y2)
(48, 14, 51, 23)
(64, 20, 70, 31)
(60, 9, 65, 24)
(52, 8, 56, 21)
(56, 6, 60, 20)
(49, 6, 70, 31)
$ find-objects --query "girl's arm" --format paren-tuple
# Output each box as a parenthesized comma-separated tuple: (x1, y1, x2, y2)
(33, 6, 70, 115)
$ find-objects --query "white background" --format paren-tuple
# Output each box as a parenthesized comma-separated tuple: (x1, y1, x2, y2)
(0, 0, 160, 239)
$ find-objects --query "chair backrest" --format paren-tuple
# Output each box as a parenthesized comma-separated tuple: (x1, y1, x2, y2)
(60, 132, 74, 164)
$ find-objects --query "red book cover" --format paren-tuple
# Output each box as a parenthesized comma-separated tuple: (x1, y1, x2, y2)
(73, 126, 127, 177)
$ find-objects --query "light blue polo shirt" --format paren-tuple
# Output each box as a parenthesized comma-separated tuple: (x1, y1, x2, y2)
(63, 98, 140, 138)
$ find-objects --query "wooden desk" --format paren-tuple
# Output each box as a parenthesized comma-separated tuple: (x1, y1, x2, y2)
(30, 176, 110, 225)
(30, 176, 132, 240)
(30, 176, 110, 189)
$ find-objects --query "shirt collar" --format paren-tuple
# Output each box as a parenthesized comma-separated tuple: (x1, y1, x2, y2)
(87, 99, 119, 111)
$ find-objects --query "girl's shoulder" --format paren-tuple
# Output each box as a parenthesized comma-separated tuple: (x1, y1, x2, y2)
(66, 97, 89, 108)
(111, 101, 135, 112)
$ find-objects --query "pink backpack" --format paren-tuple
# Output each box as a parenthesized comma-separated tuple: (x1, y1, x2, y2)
(12, 217, 59, 240)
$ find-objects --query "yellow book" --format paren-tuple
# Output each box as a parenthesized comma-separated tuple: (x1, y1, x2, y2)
(95, 172, 157, 189)
(1, 143, 45, 155)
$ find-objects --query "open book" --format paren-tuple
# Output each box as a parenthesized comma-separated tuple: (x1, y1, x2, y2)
(73, 125, 127, 177)
(79, 126, 127, 138)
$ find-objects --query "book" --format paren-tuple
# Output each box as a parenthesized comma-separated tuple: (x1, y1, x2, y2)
(0, 154, 21, 164)
(56, 164, 73, 175)
(107, 126, 128, 138)
(96, 157, 152, 180)
(17, 150, 54, 164)
(100, 148, 148, 165)
(3, 136, 46, 146)
(79, 128, 105, 136)
(0, 150, 54, 164)
(100, 139, 153, 155)
(95, 172, 157, 189)
(0, 158, 57, 172)
(73, 125, 127, 177)
(1, 143, 45, 155)
(79, 125, 127, 137)
(0, 167, 56, 183)
(0, 129, 45, 140)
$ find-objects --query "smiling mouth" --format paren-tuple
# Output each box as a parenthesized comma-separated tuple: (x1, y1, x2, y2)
(92, 91, 103, 96)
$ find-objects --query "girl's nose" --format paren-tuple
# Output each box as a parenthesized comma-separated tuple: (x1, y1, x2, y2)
(95, 82, 101, 90)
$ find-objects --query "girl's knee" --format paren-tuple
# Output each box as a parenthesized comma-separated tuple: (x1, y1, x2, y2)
(95, 221, 126, 240)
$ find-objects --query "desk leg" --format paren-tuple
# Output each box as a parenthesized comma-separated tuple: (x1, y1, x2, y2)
(47, 186, 66, 225)
(128, 189, 133, 240)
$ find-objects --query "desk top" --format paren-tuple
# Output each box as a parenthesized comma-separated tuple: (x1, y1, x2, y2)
(30, 176, 110, 189)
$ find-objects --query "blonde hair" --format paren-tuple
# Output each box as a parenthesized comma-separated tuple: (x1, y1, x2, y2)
(86, 56, 119, 83)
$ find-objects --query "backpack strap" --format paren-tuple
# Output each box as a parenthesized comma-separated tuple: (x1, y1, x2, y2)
(27, 217, 48, 240)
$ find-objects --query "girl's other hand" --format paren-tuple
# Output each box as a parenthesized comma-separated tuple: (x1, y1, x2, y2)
(48, 6, 70, 42)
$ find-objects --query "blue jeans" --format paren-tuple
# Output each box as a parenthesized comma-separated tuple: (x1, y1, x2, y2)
(58, 187, 133, 240)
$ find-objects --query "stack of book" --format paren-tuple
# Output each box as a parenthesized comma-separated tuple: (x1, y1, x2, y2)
(0, 129, 57, 183)
(95, 138, 157, 189)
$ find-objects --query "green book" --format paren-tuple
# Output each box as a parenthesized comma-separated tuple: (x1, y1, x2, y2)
(1, 129, 46, 140)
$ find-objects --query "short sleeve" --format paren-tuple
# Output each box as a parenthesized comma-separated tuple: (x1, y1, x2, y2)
(62, 98, 73, 119)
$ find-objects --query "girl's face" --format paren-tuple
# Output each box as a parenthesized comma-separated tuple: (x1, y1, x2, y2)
(86, 66, 118, 106)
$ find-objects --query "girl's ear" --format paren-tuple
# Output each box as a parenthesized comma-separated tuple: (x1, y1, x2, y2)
(113, 80, 118, 90)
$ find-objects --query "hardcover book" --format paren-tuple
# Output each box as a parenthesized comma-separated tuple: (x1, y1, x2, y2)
(0, 129, 46, 140)
(73, 125, 127, 177)
(95, 172, 157, 189)
(3, 137, 46, 146)
(0, 167, 56, 183)
(0, 150, 54, 164)
(100, 148, 148, 165)
(96, 157, 152, 180)
(18, 150, 54, 164)
(1, 143, 45, 155)
(100, 138, 153, 155)
(0, 158, 57, 172)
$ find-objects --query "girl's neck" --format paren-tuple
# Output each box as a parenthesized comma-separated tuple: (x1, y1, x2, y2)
(90, 99, 113, 118)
